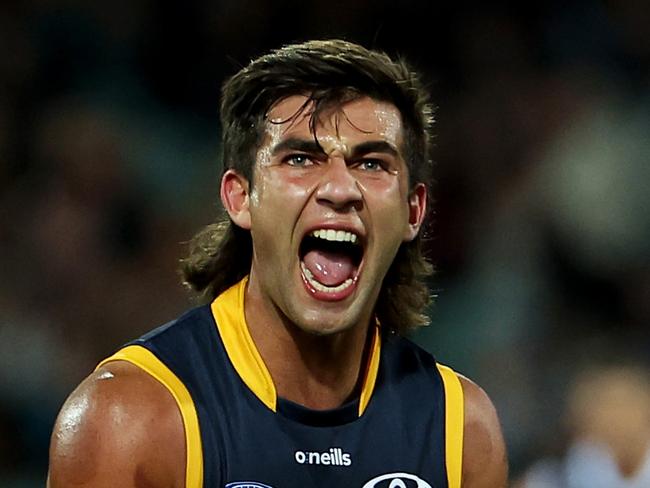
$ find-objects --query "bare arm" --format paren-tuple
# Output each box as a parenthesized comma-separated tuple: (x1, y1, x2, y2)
(47, 361, 185, 488)
(460, 376, 508, 488)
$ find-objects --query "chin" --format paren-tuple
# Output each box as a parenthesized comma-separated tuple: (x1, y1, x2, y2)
(291, 310, 359, 337)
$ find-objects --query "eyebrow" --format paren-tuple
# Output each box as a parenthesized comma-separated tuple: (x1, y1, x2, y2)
(271, 138, 325, 157)
(271, 138, 400, 159)
(349, 141, 400, 159)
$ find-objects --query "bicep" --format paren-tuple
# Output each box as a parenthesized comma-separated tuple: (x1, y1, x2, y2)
(48, 364, 184, 488)
(460, 376, 508, 488)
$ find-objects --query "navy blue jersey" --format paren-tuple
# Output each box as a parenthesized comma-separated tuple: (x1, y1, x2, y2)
(98, 278, 464, 488)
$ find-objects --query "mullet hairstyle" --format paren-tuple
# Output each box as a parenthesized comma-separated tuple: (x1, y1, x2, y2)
(181, 39, 435, 334)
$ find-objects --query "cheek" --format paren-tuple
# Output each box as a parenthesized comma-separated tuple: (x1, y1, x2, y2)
(248, 170, 314, 244)
(365, 183, 411, 244)
(364, 179, 409, 215)
(253, 169, 316, 209)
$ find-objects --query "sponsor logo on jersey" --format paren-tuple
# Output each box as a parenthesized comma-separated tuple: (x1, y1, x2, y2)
(294, 447, 352, 466)
(362, 472, 432, 488)
(225, 482, 273, 488)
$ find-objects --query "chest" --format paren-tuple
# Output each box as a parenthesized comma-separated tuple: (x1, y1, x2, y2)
(200, 389, 448, 488)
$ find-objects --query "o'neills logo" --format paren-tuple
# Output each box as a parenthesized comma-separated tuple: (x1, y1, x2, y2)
(294, 447, 352, 466)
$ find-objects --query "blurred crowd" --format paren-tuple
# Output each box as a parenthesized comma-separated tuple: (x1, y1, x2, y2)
(1, 0, 649, 485)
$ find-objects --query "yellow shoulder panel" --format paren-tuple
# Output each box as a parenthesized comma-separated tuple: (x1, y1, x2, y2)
(97, 345, 203, 488)
(437, 363, 464, 488)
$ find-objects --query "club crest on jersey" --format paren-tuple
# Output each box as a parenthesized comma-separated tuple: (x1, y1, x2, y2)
(362, 472, 432, 488)
(225, 482, 273, 488)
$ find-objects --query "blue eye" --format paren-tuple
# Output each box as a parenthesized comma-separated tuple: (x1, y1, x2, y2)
(284, 154, 313, 167)
(358, 159, 385, 171)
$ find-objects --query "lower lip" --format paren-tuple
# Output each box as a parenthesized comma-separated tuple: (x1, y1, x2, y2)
(300, 266, 360, 302)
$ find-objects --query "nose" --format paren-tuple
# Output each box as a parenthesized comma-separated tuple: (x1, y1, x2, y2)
(315, 158, 363, 211)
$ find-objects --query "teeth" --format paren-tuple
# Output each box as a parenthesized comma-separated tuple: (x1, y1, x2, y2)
(310, 229, 358, 244)
(301, 262, 354, 294)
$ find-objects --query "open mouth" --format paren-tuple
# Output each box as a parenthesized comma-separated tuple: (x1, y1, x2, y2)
(299, 228, 364, 298)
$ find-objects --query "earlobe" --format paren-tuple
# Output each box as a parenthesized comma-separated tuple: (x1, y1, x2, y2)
(220, 169, 252, 230)
(404, 183, 427, 242)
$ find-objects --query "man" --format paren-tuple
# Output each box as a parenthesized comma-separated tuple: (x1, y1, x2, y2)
(48, 40, 507, 487)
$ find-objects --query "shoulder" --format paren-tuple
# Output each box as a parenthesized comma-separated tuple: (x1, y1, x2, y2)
(458, 374, 508, 488)
(48, 360, 185, 488)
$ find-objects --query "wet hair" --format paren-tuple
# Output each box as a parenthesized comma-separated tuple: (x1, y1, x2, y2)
(181, 39, 435, 334)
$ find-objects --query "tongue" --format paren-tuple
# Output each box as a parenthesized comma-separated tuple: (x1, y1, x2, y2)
(303, 249, 355, 286)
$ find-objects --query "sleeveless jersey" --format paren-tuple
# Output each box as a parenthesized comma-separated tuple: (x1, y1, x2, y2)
(98, 278, 464, 488)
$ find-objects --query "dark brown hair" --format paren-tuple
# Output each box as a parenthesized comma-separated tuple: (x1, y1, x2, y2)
(181, 39, 435, 333)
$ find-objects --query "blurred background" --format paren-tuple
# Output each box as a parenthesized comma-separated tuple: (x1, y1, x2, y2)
(1, 0, 649, 485)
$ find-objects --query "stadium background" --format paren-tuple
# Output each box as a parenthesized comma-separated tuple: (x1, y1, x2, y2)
(1, 0, 649, 485)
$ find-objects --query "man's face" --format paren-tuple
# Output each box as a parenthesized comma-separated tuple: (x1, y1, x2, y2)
(228, 95, 426, 335)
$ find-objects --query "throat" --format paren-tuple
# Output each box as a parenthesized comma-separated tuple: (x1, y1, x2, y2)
(261, 349, 360, 409)
(255, 323, 371, 410)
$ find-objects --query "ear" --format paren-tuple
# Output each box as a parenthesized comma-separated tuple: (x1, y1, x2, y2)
(220, 169, 251, 230)
(404, 183, 427, 242)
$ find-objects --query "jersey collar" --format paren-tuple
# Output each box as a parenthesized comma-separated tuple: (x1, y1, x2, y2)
(210, 276, 381, 415)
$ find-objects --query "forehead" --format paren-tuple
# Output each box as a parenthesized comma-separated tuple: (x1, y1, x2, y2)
(264, 95, 404, 144)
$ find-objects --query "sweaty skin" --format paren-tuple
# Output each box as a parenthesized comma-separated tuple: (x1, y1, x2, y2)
(48, 95, 508, 488)
(235, 96, 421, 336)
(48, 361, 185, 488)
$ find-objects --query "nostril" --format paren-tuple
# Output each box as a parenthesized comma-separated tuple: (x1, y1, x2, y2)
(315, 173, 363, 208)
(315, 192, 363, 212)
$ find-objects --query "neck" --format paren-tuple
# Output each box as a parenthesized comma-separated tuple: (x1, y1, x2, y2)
(244, 277, 373, 410)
